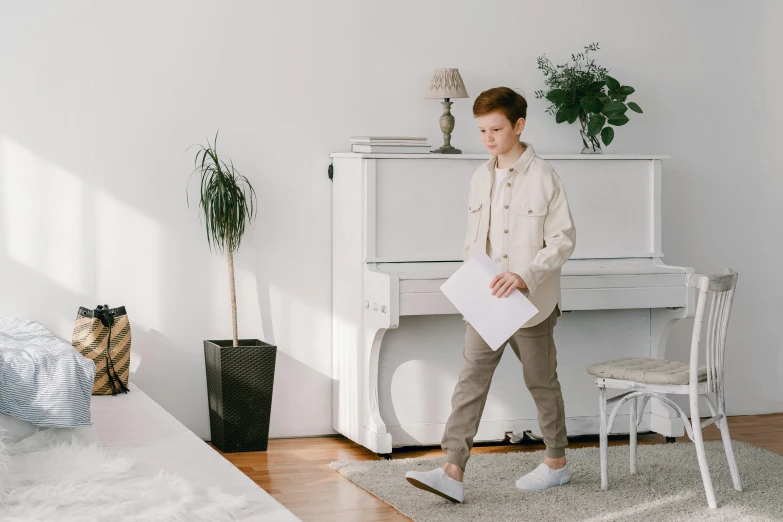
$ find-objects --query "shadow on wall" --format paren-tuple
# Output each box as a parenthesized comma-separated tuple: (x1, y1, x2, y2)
(0, 138, 95, 336)
(265, 350, 337, 439)
(0, 135, 338, 438)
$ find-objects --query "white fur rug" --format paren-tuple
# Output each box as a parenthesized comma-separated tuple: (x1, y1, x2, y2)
(0, 428, 255, 521)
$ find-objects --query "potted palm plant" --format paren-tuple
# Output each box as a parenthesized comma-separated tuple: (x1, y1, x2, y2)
(188, 132, 277, 452)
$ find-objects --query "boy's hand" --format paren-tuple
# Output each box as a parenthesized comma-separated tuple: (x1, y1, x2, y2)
(490, 272, 528, 298)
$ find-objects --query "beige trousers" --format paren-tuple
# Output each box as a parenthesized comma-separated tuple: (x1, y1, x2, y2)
(441, 305, 567, 470)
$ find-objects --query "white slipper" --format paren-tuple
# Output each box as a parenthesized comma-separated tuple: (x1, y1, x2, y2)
(405, 467, 464, 503)
(515, 463, 571, 490)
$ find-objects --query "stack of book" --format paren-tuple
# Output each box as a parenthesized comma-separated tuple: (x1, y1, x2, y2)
(350, 136, 430, 154)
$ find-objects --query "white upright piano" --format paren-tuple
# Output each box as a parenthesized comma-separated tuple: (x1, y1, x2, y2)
(331, 153, 694, 456)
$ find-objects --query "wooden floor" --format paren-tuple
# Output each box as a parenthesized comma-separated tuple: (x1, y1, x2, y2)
(215, 413, 783, 522)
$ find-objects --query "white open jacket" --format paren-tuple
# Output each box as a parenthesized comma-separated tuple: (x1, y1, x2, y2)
(464, 142, 577, 328)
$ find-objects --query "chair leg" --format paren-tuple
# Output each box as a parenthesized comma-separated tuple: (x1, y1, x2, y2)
(599, 386, 608, 490)
(717, 402, 743, 492)
(630, 396, 637, 475)
(691, 400, 717, 509)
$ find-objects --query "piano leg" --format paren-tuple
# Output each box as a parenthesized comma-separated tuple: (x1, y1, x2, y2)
(648, 298, 694, 438)
(364, 327, 393, 454)
(360, 267, 399, 455)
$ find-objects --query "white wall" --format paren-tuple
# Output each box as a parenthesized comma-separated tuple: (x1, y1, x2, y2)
(0, 1, 780, 440)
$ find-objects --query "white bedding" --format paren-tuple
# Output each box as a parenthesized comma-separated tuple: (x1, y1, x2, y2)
(0, 412, 37, 442)
(0, 382, 298, 521)
(88, 384, 300, 522)
(0, 316, 95, 427)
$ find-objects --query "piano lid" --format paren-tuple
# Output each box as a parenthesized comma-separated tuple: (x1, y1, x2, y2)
(373, 258, 692, 315)
(375, 262, 462, 280)
(561, 258, 691, 276)
(374, 258, 690, 282)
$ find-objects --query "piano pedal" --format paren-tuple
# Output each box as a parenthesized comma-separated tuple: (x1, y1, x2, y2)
(505, 430, 543, 445)
(378, 453, 392, 460)
(522, 430, 544, 443)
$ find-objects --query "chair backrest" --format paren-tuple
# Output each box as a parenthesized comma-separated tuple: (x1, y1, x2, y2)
(687, 269, 739, 396)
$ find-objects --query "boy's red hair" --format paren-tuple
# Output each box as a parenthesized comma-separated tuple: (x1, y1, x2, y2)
(473, 87, 527, 124)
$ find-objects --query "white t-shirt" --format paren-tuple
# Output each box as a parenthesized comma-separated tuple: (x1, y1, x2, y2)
(487, 166, 511, 267)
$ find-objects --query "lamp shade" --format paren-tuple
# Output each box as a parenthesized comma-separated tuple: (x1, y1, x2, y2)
(426, 68, 469, 99)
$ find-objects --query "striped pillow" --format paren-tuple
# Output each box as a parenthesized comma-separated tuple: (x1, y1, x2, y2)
(0, 317, 95, 427)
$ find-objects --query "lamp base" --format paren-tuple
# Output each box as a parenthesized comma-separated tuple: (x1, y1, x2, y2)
(433, 99, 462, 154)
(431, 146, 462, 154)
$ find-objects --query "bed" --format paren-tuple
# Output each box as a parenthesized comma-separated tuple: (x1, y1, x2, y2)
(86, 383, 300, 521)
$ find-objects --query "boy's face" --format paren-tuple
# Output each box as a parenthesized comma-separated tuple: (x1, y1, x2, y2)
(477, 111, 525, 156)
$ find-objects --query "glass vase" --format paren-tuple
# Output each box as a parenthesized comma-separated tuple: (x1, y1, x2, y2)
(579, 116, 602, 154)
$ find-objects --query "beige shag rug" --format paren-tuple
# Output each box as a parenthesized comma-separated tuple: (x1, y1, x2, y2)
(330, 441, 783, 521)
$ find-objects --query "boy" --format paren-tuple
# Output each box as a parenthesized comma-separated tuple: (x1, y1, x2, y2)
(405, 87, 577, 503)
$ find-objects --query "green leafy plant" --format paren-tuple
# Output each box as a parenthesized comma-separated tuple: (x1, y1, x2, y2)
(187, 132, 257, 347)
(534, 43, 643, 153)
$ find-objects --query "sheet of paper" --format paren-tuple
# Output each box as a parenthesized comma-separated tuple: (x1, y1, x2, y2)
(440, 252, 539, 351)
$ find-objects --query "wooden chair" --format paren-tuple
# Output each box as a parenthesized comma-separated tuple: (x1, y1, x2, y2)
(586, 269, 741, 509)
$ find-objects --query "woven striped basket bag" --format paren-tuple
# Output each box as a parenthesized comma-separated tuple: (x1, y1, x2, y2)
(72, 305, 131, 395)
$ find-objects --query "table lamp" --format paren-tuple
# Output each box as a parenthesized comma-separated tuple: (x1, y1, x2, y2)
(426, 68, 469, 154)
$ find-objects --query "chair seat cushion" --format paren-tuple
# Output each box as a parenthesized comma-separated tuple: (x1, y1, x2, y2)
(586, 357, 707, 385)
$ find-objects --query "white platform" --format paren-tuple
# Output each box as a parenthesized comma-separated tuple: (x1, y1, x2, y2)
(89, 384, 300, 522)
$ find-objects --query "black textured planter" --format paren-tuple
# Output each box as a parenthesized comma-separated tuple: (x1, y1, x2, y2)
(204, 339, 277, 452)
